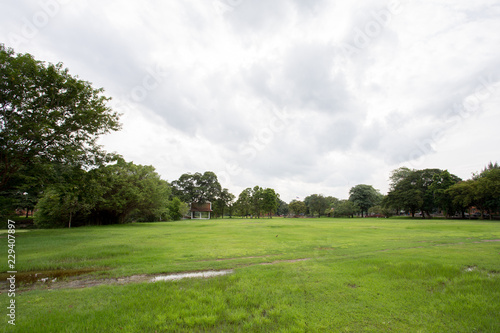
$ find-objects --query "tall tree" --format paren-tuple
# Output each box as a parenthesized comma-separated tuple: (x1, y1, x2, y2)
(171, 171, 221, 204)
(447, 180, 476, 218)
(213, 188, 235, 218)
(35, 159, 171, 227)
(0, 45, 120, 192)
(289, 199, 307, 216)
(235, 188, 252, 218)
(475, 168, 500, 219)
(89, 159, 171, 224)
(384, 168, 450, 218)
(261, 188, 279, 218)
(250, 186, 264, 218)
(348, 185, 382, 217)
(276, 199, 289, 216)
(333, 200, 359, 218)
(429, 170, 461, 218)
(304, 194, 329, 217)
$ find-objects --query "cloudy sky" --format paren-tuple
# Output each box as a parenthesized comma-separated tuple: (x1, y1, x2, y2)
(2, 0, 500, 201)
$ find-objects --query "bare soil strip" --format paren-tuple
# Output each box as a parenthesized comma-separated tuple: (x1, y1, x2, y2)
(0, 258, 311, 292)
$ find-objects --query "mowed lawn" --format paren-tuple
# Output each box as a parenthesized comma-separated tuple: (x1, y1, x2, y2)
(1, 218, 500, 332)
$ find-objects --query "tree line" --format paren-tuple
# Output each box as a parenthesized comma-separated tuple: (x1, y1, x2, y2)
(2, 45, 499, 228)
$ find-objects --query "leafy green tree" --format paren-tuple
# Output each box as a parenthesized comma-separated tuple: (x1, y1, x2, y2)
(429, 170, 461, 217)
(167, 197, 189, 221)
(289, 199, 306, 216)
(250, 186, 264, 218)
(348, 184, 382, 217)
(34, 166, 97, 228)
(276, 199, 289, 216)
(235, 188, 252, 218)
(213, 188, 235, 218)
(36, 159, 171, 227)
(89, 160, 171, 224)
(0, 45, 120, 192)
(475, 168, 500, 218)
(368, 205, 393, 218)
(333, 200, 359, 218)
(447, 180, 475, 218)
(171, 171, 222, 204)
(325, 196, 339, 208)
(447, 167, 500, 219)
(304, 194, 329, 217)
(416, 169, 446, 217)
(472, 161, 499, 180)
(262, 188, 279, 218)
(385, 168, 448, 218)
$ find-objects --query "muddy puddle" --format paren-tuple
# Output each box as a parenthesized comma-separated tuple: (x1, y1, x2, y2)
(152, 270, 233, 282)
(0, 258, 309, 292)
(0, 268, 99, 285)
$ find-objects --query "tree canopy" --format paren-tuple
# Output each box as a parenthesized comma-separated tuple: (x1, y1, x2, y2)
(348, 184, 382, 217)
(0, 45, 120, 191)
(171, 171, 222, 204)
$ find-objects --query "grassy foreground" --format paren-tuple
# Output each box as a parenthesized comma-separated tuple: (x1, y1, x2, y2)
(1, 218, 500, 332)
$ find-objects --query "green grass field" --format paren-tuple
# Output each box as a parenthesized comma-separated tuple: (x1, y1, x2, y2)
(1, 218, 500, 332)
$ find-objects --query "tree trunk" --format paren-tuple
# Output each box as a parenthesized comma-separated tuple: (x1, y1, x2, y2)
(69, 211, 72, 229)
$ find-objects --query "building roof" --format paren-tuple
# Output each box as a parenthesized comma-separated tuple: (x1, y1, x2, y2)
(190, 202, 212, 212)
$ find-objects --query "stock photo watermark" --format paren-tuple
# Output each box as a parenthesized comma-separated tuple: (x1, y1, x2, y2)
(212, 0, 244, 15)
(218, 107, 294, 186)
(7, 0, 75, 48)
(405, 74, 499, 168)
(340, 0, 403, 59)
(113, 64, 169, 113)
(6, 220, 17, 326)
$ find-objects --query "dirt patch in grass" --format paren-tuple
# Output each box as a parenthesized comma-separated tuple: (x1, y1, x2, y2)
(0, 268, 101, 285)
(1, 258, 311, 292)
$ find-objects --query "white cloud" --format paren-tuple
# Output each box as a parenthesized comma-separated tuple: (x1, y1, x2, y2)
(1, 0, 499, 202)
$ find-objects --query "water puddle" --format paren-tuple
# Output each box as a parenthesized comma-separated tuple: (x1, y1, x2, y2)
(1, 257, 308, 291)
(0, 268, 99, 285)
(152, 270, 233, 282)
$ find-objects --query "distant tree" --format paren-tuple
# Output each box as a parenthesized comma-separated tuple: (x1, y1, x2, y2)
(475, 168, 500, 219)
(304, 194, 329, 217)
(35, 166, 100, 228)
(213, 188, 235, 218)
(167, 197, 189, 221)
(88, 160, 171, 224)
(472, 161, 500, 180)
(35, 159, 171, 227)
(262, 188, 279, 218)
(276, 199, 289, 216)
(235, 188, 252, 218)
(333, 200, 359, 218)
(447, 180, 476, 218)
(289, 200, 307, 216)
(171, 171, 222, 204)
(325, 196, 340, 208)
(0, 45, 120, 192)
(429, 170, 461, 218)
(348, 184, 382, 217)
(385, 168, 448, 218)
(368, 205, 393, 218)
(250, 186, 264, 218)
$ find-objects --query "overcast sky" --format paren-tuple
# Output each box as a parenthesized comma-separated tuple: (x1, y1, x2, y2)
(2, 0, 500, 202)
